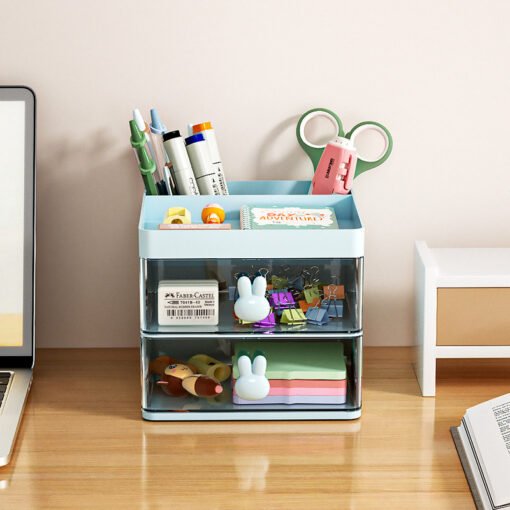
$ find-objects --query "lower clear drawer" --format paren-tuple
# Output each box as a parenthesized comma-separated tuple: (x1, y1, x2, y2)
(141, 335, 362, 421)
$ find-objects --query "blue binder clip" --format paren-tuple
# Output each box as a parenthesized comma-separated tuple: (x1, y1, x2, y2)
(320, 284, 344, 318)
(320, 298, 344, 318)
(305, 305, 329, 326)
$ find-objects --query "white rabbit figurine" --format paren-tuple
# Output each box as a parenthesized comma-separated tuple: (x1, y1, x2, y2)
(235, 354, 270, 401)
(234, 275, 270, 323)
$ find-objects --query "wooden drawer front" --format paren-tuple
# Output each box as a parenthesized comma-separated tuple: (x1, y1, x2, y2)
(437, 288, 510, 346)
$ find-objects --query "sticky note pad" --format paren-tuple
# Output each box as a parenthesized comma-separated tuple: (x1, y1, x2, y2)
(233, 342, 346, 380)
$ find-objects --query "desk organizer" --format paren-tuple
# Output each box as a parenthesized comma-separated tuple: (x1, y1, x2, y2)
(139, 180, 364, 420)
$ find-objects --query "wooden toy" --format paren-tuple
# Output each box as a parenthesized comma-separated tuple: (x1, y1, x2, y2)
(201, 203, 225, 224)
(157, 363, 223, 398)
(187, 354, 231, 382)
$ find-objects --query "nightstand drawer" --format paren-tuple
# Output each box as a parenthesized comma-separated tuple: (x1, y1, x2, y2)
(437, 288, 510, 346)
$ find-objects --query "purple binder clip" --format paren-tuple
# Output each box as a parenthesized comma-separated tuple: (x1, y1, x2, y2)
(254, 311, 276, 328)
(269, 291, 295, 310)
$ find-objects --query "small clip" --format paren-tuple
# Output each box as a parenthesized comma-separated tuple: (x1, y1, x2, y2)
(305, 305, 329, 326)
(254, 311, 276, 328)
(280, 308, 307, 324)
(303, 285, 321, 303)
(322, 283, 345, 299)
(298, 297, 320, 312)
(271, 275, 288, 290)
(320, 285, 344, 318)
(269, 291, 295, 310)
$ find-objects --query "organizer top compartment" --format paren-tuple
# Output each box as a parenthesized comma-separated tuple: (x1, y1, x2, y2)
(139, 180, 364, 259)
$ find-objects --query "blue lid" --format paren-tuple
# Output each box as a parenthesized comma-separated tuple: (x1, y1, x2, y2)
(185, 133, 205, 146)
(150, 108, 167, 134)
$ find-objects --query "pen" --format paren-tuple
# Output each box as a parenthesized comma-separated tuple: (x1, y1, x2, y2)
(149, 108, 174, 195)
(129, 120, 159, 196)
(133, 108, 157, 162)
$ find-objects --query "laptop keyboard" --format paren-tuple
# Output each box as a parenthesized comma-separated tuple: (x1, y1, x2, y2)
(0, 373, 12, 408)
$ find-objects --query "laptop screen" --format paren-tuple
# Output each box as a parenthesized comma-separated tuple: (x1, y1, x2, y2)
(0, 88, 35, 360)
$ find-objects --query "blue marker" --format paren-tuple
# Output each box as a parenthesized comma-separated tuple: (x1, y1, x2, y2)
(149, 108, 173, 195)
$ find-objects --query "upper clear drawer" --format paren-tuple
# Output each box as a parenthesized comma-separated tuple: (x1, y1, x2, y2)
(140, 257, 363, 336)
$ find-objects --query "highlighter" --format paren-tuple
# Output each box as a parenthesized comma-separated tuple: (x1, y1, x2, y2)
(162, 130, 200, 196)
(185, 134, 221, 195)
(192, 122, 229, 195)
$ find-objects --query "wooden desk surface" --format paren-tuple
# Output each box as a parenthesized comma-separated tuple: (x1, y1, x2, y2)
(1, 347, 509, 509)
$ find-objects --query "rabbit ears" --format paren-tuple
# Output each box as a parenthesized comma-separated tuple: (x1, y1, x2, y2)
(237, 275, 266, 298)
(237, 353, 267, 377)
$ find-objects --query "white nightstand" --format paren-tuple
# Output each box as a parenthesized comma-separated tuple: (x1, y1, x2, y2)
(415, 241, 510, 396)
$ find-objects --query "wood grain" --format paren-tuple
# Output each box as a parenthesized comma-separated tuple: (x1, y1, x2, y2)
(1, 347, 508, 509)
(437, 287, 510, 345)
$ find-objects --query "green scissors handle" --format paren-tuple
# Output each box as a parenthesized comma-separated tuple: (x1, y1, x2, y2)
(296, 108, 393, 178)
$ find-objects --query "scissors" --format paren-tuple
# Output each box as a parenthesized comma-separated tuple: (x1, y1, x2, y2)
(296, 107, 393, 179)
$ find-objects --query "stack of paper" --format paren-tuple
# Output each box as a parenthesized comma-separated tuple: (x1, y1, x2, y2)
(232, 342, 347, 405)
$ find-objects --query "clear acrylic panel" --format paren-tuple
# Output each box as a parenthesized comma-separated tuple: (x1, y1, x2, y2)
(140, 257, 363, 336)
(141, 335, 362, 417)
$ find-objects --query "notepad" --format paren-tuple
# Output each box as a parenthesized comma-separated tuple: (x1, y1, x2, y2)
(233, 394, 347, 405)
(233, 342, 346, 380)
(240, 206, 339, 230)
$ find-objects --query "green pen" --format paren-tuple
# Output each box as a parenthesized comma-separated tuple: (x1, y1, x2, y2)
(129, 120, 158, 195)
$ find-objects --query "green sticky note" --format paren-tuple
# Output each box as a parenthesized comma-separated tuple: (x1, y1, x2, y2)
(233, 342, 346, 380)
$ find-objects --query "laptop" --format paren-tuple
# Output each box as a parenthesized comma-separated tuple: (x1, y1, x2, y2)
(0, 86, 36, 466)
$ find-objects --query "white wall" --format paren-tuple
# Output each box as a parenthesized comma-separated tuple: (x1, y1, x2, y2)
(1, 0, 509, 347)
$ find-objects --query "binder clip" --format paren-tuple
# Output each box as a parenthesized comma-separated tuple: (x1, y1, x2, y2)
(305, 305, 329, 326)
(288, 272, 305, 291)
(302, 266, 321, 303)
(322, 283, 345, 299)
(271, 275, 288, 290)
(268, 287, 288, 295)
(303, 285, 320, 303)
(280, 308, 307, 324)
(320, 286, 344, 318)
(269, 291, 295, 310)
(299, 297, 321, 313)
(254, 311, 276, 328)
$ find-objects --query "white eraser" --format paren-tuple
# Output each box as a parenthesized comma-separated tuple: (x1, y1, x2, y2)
(158, 280, 219, 326)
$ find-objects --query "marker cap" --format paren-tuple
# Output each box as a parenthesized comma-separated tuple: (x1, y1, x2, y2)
(185, 133, 205, 146)
(150, 108, 167, 134)
(163, 130, 181, 142)
(129, 120, 145, 149)
(192, 122, 213, 133)
(133, 109, 147, 132)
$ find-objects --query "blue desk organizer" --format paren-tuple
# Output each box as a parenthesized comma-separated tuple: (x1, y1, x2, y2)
(139, 180, 364, 421)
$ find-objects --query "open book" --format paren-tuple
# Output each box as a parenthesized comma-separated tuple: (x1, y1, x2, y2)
(451, 393, 510, 510)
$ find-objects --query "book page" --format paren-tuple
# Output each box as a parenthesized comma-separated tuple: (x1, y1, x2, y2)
(465, 393, 510, 507)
